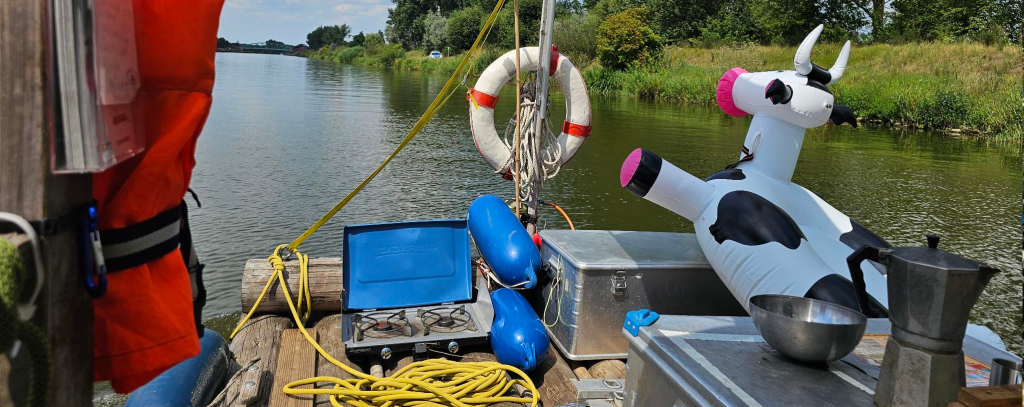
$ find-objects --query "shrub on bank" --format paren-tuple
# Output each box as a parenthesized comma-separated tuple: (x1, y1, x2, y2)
(597, 8, 664, 70)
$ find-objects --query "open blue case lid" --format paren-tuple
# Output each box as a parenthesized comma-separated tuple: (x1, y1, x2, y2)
(343, 219, 472, 311)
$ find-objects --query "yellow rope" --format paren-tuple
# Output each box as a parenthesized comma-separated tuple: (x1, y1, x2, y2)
(228, 2, 540, 405)
(237, 247, 539, 407)
(284, 0, 509, 252)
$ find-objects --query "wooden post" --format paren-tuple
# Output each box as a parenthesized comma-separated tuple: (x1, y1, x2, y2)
(1, 0, 95, 405)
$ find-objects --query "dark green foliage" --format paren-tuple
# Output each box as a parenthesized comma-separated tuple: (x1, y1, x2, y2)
(307, 25, 351, 49)
(386, 0, 475, 50)
(447, 7, 487, 52)
(489, 0, 543, 49)
(553, 12, 602, 63)
(597, 8, 663, 70)
(890, 0, 1016, 43)
(351, 32, 366, 47)
(216, 37, 238, 49)
(644, 0, 724, 43)
(590, 0, 640, 19)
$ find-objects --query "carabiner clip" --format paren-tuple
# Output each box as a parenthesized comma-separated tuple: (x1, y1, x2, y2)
(81, 204, 107, 298)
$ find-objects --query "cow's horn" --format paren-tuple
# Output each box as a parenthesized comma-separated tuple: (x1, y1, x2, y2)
(794, 24, 823, 75)
(828, 41, 851, 84)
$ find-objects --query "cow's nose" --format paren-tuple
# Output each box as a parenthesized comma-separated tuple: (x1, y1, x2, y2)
(765, 79, 793, 105)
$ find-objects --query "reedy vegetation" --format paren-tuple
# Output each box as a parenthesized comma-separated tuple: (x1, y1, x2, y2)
(306, 41, 1022, 141)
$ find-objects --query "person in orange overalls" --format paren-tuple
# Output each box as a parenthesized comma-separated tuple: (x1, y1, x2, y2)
(91, 0, 225, 392)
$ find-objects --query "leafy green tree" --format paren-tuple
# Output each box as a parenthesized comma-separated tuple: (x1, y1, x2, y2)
(846, 0, 890, 41)
(553, 12, 602, 62)
(216, 37, 236, 49)
(447, 7, 487, 52)
(351, 31, 366, 47)
(698, 0, 864, 46)
(590, 0, 640, 19)
(423, 11, 449, 51)
(364, 32, 386, 53)
(891, 0, 978, 41)
(307, 25, 351, 49)
(490, 0, 542, 48)
(644, 0, 724, 43)
(597, 8, 663, 70)
(994, 0, 1021, 43)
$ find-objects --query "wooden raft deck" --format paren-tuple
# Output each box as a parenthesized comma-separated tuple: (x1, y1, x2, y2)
(212, 314, 626, 407)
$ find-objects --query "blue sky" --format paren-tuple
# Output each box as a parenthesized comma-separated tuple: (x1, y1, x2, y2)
(218, 0, 392, 45)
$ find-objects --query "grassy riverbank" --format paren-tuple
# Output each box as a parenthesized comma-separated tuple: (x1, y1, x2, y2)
(306, 43, 1022, 141)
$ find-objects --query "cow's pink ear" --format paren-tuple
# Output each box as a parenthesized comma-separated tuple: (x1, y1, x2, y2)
(717, 67, 749, 118)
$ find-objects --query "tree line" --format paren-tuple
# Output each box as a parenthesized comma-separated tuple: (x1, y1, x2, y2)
(373, 0, 1019, 54)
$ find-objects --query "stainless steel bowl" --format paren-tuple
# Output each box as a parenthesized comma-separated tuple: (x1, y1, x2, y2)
(749, 294, 868, 363)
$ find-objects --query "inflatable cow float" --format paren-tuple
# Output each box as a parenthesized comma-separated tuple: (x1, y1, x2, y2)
(620, 25, 892, 314)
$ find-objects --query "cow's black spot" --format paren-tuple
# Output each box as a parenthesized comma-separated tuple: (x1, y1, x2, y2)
(709, 191, 805, 249)
(704, 169, 746, 181)
(839, 220, 890, 250)
(840, 220, 891, 274)
(804, 274, 889, 317)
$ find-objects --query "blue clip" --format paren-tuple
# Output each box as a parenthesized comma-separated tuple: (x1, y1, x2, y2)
(624, 309, 659, 337)
(81, 204, 107, 298)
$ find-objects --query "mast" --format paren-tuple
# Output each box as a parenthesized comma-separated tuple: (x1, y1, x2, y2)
(526, 0, 556, 234)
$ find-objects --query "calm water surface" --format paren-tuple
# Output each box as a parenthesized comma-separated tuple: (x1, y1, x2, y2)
(192, 53, 1022, 353)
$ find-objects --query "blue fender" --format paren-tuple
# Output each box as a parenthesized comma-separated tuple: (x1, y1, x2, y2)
(467, 195, 539, 289)
(489, 288, 549, 371)
(124, 329, 230, 407)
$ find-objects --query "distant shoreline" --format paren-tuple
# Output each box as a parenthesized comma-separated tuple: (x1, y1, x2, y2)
(303, 43, 1023, 142)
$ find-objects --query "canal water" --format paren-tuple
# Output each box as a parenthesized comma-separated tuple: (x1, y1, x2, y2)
(191, 53, 1021, 355)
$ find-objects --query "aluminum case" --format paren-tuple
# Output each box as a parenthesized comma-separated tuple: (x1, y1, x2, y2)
(534, 230, 746, 360)
(621, 316, 1018, 407)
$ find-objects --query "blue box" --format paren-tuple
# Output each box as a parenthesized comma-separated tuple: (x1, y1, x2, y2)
(343, 219, 472, 310)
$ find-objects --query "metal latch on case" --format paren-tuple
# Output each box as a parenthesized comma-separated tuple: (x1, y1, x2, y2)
(611, 271, 627, 295)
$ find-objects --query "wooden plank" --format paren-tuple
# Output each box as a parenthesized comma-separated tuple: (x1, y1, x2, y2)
(269, 330, 316, 407)
(958, 385, 1022, 407)
(213, 315, 294, 407)
(1, 0, 94, 405)
(313, 315, 362, 407)
(242, 258, 342, 313)
(567, 359, 592, 379)
(588, 360, 627, 380)
(533, 348, 578, 407)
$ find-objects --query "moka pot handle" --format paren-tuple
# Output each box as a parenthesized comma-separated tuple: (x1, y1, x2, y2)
(846, 245, 883, 318)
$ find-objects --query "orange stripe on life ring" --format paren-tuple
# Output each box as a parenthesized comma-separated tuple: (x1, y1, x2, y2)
(467, 88, 498, 109)
(562, 121, 591, 137)
(549, 45, 560, 77)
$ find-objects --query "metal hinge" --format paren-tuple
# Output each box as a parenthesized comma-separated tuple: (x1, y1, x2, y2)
(611, 271, 627, 295)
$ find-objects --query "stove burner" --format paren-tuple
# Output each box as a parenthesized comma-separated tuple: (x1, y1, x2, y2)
(353, 310, 412, 341)
(418, 305, 476, 335)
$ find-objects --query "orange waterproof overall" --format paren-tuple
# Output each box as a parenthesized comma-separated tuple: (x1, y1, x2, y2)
(91, 0, 224, 392)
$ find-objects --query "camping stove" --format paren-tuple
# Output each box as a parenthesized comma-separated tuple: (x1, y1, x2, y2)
(340, 220, 492, 361)
(342, 286, 493, 360)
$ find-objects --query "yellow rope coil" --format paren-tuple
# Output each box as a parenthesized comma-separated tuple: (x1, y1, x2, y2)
(235, 246, 539, 407)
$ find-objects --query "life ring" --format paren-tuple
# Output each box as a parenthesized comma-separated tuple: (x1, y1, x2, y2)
(467, 47, 592, 178)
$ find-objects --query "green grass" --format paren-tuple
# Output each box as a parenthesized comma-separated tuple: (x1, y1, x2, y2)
(307, 42, 1023, 141)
